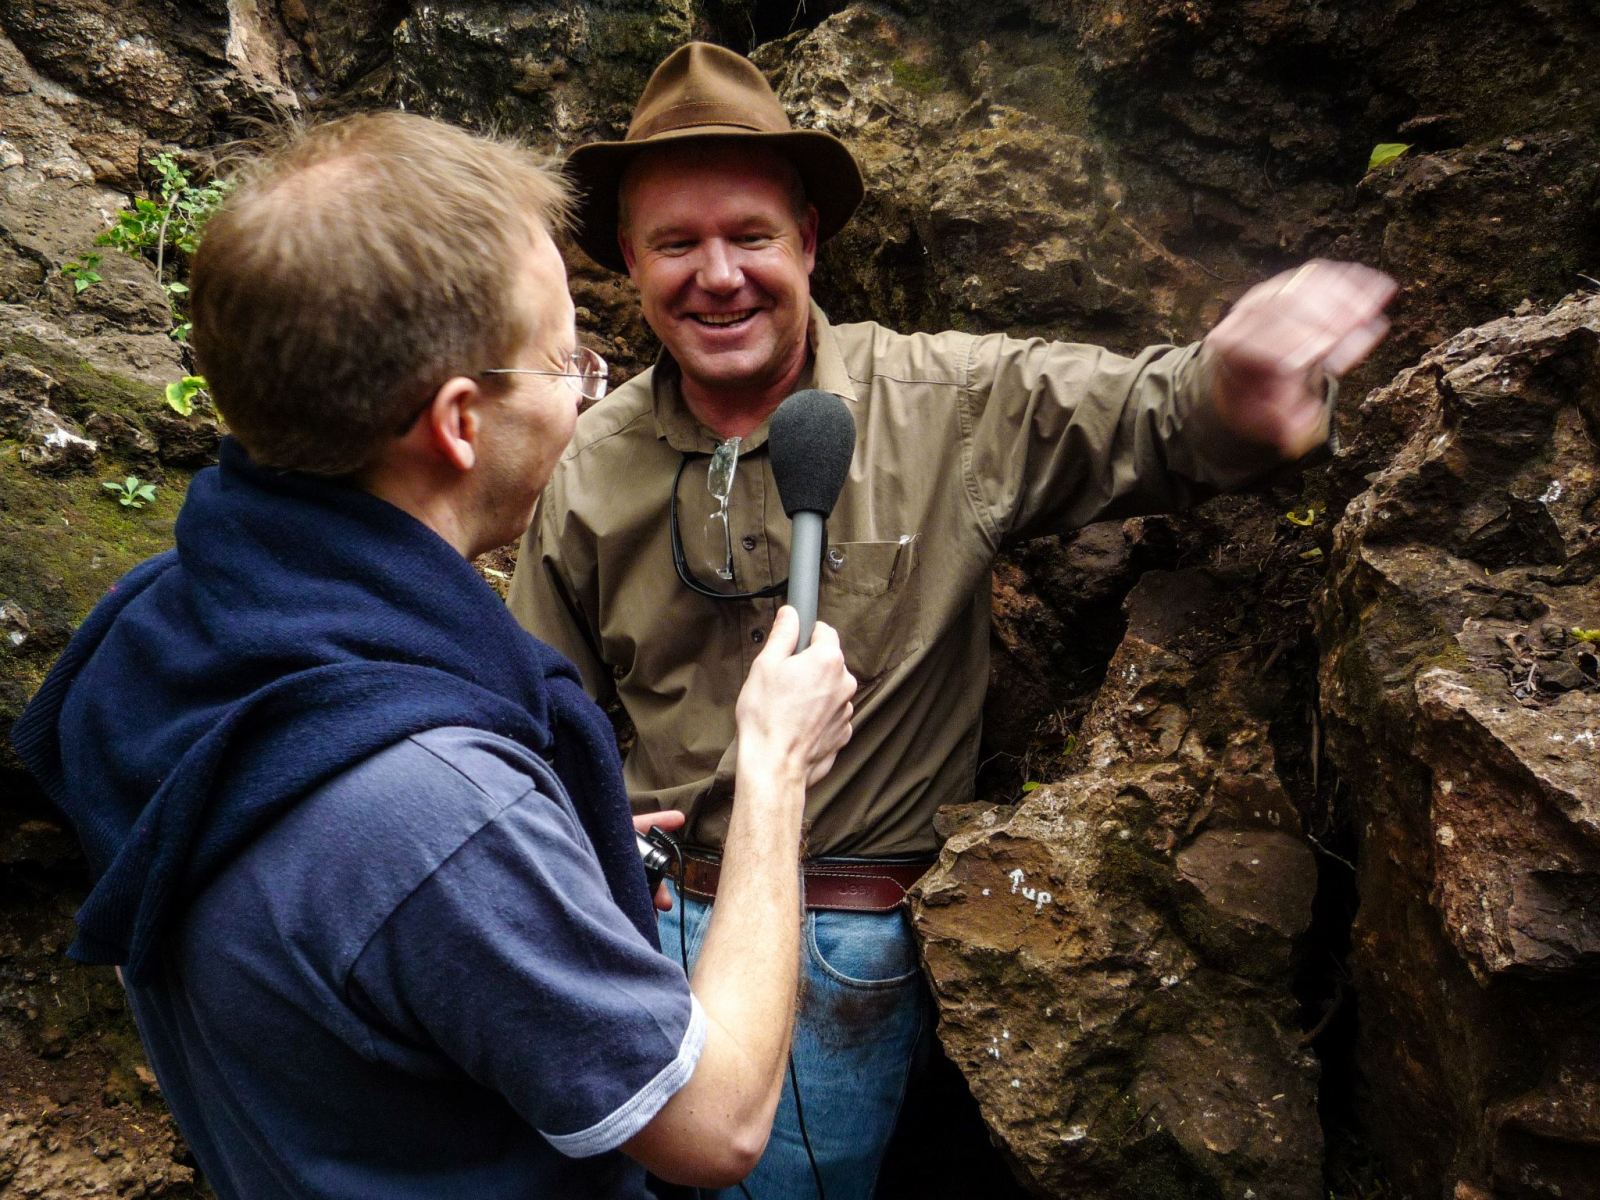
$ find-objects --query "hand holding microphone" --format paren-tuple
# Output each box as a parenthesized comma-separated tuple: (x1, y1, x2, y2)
(736, 607, 855, 789)
(733, 390, 859, 786)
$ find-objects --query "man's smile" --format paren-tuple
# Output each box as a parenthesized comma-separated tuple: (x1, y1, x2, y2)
(690, 309, 759, 328)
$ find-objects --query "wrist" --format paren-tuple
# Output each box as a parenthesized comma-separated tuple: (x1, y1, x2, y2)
(733, 740, 808, 804)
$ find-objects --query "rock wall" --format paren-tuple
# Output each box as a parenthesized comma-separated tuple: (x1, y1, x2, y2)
(1, 2, 1597, 1196)
(1318, 293, 1600, 1199)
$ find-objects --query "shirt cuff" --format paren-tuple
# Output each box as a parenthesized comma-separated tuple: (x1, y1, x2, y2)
(542, 994, 708, 1158)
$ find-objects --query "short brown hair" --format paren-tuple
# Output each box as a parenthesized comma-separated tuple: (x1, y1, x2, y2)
(191, 111, 572, 475)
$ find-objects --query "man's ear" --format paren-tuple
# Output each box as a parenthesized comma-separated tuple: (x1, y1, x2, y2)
(419, 376, 483, 472)
(618, 224, 638, 275)
(799, 203, 819, 273)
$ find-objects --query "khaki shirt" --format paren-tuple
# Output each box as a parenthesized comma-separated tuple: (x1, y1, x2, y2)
(508, 304, 1292, 858)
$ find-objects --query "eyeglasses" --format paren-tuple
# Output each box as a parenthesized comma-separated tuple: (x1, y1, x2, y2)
(706, 437, 740, 581)
(395, 346, 611, 434)
(670, 452, 787, 601)
(481, 345, 609, 402)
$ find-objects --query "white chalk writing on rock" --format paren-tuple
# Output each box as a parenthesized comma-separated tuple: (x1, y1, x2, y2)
(1007, 868, 1053, 912)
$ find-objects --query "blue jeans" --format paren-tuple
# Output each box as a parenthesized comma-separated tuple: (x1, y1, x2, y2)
(658, 883, 929, 1200)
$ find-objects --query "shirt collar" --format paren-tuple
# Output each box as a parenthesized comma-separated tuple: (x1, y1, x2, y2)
(650, 301, 858, 455)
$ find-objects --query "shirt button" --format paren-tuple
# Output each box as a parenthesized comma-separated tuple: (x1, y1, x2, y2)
(750, 628, 765, 644)
(741, 534, 758, 551)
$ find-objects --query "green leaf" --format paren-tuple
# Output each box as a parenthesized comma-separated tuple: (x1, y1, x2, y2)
(1572, 627, 1600, 644)
(135, 484, 157, 502)
(164, 376, 205, 417)
(164, 281, 190, 295)
(1021, 781, 1042, 793)
(102, 480, 123, 492)
(1367, 142, 1411, 172)
(73, 276, 91, 292)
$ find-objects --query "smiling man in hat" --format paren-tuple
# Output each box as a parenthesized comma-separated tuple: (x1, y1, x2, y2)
(508, 40, 1396, 1197)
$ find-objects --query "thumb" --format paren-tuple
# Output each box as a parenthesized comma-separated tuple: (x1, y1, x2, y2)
(756, 605, 800, 661)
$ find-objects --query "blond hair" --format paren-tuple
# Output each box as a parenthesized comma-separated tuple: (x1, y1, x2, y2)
(191, 111, 572, 475)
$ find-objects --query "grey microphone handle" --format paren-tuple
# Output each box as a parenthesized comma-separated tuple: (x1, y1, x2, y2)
(788, 510, 825, 651)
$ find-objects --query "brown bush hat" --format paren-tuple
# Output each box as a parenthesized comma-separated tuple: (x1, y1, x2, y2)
(566, 42, 864, 273)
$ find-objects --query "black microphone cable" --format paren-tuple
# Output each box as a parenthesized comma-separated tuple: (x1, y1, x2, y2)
(653, 835, 825, 1200)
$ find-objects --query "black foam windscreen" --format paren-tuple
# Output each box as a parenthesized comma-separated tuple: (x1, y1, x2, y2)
(768, 389, 856, 518)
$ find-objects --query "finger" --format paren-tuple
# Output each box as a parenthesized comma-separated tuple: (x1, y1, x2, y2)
(805, 619, 843, 662)
(654, 881, 675, 912)
(1220, 300, 1365, 378)
(1322, 315, 1390, 375)
(807, 752, 840, 787)
(1219, 262, 1395, 358)
(1274, 397, 1333, 460)
(632, 809, 687, 835)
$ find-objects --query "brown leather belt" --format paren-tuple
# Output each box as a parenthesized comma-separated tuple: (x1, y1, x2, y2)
(677, 849, 935, 913)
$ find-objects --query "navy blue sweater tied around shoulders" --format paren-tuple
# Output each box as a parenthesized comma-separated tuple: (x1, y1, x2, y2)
(12, 438, 655, 983)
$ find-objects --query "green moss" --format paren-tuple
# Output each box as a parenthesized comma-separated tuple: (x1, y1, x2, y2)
(890, 57, 945, 95)
(0, 440, 180, 714)
(3, 333, 164, 424)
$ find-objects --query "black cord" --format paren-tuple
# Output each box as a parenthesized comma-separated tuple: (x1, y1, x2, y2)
(666, 843, 823, 1200)
(789, 1053, 826, 1200)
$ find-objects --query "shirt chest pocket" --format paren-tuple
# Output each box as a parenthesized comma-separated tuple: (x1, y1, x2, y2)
(817, 536, 923, 685)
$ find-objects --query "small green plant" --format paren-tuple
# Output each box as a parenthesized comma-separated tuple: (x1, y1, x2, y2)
(98, 196, 167, 257)
(103, 476, 157, 509)
(164, 281, 192, 342)
(164, 375, 207, 417)
(1284, 504, 1322, 527)
(97, 152, 229, 284)
(60, 253, 102, 293)
(1367, 142, 1410, 172)
(1572, 627, 1600, 644)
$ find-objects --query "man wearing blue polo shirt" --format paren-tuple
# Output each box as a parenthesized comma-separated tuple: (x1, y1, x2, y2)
(13, 110, 855, 1198)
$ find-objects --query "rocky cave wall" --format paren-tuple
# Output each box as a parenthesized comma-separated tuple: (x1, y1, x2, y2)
(0, 2, 1596, 1197)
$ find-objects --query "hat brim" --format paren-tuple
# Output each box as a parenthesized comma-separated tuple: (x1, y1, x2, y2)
(565, 127, 864, 274)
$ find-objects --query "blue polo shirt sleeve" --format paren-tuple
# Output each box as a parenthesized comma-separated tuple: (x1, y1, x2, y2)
(344, 746, 705, 1158)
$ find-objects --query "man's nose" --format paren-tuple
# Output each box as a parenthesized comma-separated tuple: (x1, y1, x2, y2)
(695, 240, 743, 292)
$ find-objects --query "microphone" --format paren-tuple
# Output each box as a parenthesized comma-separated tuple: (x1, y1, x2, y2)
(769, 389, 856, 651)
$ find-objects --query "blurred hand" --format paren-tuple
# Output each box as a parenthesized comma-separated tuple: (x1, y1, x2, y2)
(735, 607, 856, 789)
(633, 809, 686, 911)
(1203, 259, 1397, 458)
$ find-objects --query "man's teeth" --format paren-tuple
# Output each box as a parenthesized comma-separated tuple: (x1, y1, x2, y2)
(695, 310, 755, 326)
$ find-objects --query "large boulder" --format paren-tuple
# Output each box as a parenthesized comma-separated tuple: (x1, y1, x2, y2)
(1318, 291, 1600, 1197)
(914, 567, 1323, 1198)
